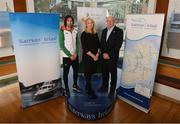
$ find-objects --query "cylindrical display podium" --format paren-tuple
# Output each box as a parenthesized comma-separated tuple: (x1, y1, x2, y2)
(66, 74, 116, 120)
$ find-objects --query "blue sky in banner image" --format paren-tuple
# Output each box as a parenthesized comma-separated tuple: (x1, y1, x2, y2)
(8, 13, 61, 86)
(9, 13, 60, 49)
(9, 13, 60, 39)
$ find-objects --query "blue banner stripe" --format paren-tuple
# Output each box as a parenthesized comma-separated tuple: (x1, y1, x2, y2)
(127, 35, 161, 41)
(117, 87, 151, 109)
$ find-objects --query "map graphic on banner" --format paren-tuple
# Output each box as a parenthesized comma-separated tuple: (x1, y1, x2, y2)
(117, 14, 164, 112)
(122, 42, 158, 85)
(9, 13, 62, 108)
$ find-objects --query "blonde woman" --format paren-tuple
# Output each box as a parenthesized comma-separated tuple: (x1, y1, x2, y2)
(81, 18, 100, 99)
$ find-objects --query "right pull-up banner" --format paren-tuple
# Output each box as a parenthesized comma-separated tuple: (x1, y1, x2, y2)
(117, 14, 164, 113)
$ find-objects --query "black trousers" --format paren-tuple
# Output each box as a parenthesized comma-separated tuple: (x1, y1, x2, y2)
(102, 59, 117, 94)
(63, 57, 78, 90)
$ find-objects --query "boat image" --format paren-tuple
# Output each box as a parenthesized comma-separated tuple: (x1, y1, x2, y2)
(33, 81, 57, 100)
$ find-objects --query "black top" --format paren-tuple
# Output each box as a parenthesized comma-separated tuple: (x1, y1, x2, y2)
(101, 26, 123, 62)
(81, 31, 100, 55)
(81, 31, 100, 74)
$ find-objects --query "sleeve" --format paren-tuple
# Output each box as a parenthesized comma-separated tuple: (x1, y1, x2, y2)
(96, 33, 100, 53)
(81, 32, 89, 53)
(100, 29, 107, 53)
(110, 29, 123, 60)
(96, 33, 100, 48)
(76, 33, 80, 54)
(59, 30, 72, 57)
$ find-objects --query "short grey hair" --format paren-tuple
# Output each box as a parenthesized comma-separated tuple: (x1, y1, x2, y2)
(106, 16, 115, 22)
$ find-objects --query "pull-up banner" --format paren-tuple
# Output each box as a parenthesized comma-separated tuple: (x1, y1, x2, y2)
(117, 14, 164, 112)
(9, 13, 62, 108)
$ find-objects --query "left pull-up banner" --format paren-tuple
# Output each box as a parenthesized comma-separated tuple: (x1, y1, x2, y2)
(9, 13, 62, 108)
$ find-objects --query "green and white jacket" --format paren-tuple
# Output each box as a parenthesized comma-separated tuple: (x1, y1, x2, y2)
(59, 28, 79, 58)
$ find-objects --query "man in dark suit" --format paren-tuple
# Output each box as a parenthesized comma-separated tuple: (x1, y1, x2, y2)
(99, 16, 123, 97)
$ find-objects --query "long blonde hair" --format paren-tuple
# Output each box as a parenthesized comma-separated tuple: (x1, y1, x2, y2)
(84, 18, 96, 34)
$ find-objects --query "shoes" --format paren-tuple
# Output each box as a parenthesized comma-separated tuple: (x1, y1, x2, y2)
(72, 84, 81, 93)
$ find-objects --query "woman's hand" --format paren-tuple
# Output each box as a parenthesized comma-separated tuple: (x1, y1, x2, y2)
(94, 52, 99, 61)
(96, 52, 99, 58)
(86, 51, 98, 61)
(93, 56, 98, 61)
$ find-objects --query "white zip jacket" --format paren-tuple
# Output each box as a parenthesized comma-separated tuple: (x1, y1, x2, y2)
(59, 28, 79, 58)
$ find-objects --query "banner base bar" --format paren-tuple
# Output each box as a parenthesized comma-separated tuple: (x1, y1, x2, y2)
(117, 95, 150, 113)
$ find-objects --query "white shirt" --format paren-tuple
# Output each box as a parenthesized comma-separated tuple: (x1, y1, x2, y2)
(106, 26, 115, 41)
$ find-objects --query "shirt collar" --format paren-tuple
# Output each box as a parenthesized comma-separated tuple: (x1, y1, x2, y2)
(107, 25, 115, 31)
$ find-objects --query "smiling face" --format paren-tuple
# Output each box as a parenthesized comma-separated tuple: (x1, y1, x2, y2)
(86, 19, 94, 31)
(106, 16, 115, 29)
(66, 17, 73, 28)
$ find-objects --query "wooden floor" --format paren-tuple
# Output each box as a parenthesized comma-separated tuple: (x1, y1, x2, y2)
(0, 83, 179, 123)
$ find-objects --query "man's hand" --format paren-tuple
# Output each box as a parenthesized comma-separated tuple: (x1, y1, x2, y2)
(70, 53, 77, 61)
(103, 53, 110, 60)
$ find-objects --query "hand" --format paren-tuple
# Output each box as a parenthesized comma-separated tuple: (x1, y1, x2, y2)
(70, 53, 77, 61)
(73, 53, 77, 60)
(93, 56, 98, 61)
(103, 53, 110, 60)
(96, 53, 99, 58)
(70, 55, 75, 61)
(86, 51, 98, 61)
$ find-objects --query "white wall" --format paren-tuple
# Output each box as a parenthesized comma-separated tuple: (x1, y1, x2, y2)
(148, 0, 157, 13)
(161, 0, 180, 59)
(0, 0, 14, 57)
(26, 0, 35, 12)
(0, 0, 14, 12)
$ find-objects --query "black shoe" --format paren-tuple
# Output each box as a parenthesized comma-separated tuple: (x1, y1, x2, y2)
(72, 84, 81, 92)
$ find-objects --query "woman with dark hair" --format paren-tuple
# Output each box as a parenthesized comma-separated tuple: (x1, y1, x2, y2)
(59, 15, 81, 97)
(81, 18, 100, 99)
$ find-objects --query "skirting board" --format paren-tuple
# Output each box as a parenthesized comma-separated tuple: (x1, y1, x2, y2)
(117, 95, 150, 113)
(0, 73, 17, 80)
(153, 92, 180, 104)
(154, 83, 180, 102)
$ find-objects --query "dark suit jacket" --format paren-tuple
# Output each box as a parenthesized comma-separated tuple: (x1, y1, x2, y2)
(100, 26, 123, 63)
